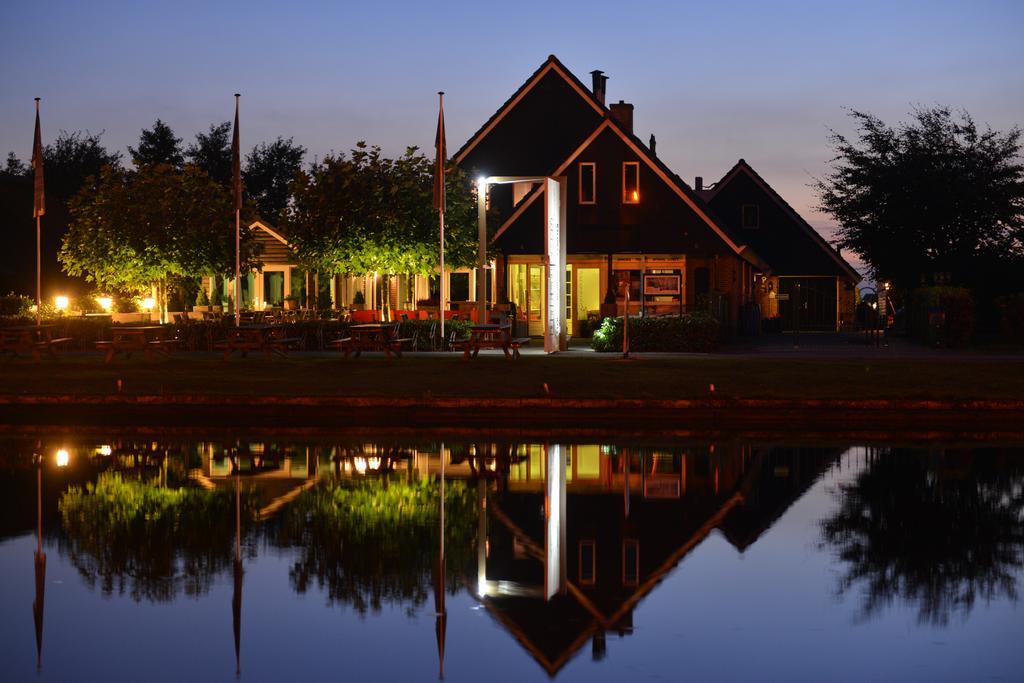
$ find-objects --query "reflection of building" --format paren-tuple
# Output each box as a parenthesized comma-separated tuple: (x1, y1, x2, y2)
(475, 445, 841, 676)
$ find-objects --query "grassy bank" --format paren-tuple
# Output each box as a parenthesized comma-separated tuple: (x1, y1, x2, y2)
(2, 354, 1023, 401)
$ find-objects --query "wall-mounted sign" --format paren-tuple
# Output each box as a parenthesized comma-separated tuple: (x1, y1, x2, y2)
(643, 274, 680, 296)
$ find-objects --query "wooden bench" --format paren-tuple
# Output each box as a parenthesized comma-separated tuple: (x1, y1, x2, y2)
(509, 337, 530, 360)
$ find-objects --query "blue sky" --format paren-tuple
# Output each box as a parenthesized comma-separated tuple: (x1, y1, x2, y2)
(2, 0, 1022, 269)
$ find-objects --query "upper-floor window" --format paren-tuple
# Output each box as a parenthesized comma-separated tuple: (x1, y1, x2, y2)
(741, 204, 759, 229)
(578, 163, 596, 204)
(622, 162, 640, 204)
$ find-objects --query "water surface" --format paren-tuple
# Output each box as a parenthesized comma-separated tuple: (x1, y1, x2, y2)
(0, 435, 1020, 681)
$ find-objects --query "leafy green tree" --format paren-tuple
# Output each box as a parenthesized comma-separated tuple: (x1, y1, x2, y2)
(129, 119, 184, 168)
(244, 137, 306, 224)
(60, 164, 260, 300)
(816, 106, 1024, 292)
(186, 121, 232, 185)
(283, 142, 483, 278)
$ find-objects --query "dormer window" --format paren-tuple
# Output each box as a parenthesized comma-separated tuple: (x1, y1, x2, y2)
(741, 204, 759, 229)
(579, 162, 596, 204)
(622, 162, 640, 204)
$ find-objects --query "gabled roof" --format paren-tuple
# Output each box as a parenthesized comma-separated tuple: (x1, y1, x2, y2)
(454, 55, 607, 165)
(250, 220, 290, 247)
(705, 160, 861, 282)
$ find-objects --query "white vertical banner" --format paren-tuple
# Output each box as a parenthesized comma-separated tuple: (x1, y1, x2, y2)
(543, 177, 566, 353)
(544, 443, 567, 601)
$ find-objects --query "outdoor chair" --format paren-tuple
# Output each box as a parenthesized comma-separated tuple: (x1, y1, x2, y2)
(447, 329, 470, 353)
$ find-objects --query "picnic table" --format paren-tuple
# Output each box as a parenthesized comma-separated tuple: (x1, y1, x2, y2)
(460, 324, 529, 360)
(214, 324, 302, 359)
(0, 324, 73, 361)
(95, 325, 178, 363)
(328, 323, 412, 360)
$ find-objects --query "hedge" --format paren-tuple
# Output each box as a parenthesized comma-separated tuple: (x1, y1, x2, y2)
(591, 313, 720, 352)
(907, 286, 974, 348)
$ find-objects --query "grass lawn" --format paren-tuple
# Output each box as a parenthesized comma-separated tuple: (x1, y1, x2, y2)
(2, 353, 1023, 401)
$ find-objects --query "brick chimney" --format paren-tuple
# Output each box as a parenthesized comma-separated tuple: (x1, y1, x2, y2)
(610, 100, 633, 133)
(695, 176, 703, 191)
(649, 134, 657, 156)
(589, 70, 607, 106)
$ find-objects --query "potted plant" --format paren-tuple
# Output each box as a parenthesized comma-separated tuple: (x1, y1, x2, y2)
(194, 288, 210, 312)
(284, 294, 299, 311)
(351, 290, 365, 311)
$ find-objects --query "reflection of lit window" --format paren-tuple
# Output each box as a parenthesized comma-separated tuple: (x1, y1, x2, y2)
(622, 162, 640, 204)
(354, 457, 368, 474)
(579, 162, 596, 204)
(623, 540, 639, 586)
(579, 540, 596, 585)
(56, 449, 70, 467)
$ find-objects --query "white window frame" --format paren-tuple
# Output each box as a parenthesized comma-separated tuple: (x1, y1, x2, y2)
(578, 162, 596, 205)
(622, 161, 640, 204)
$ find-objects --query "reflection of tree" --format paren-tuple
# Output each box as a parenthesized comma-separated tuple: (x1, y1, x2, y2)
(821, 451, 1024, 625)
(271, 478, 476, 615)
(58, 473, 257, 602)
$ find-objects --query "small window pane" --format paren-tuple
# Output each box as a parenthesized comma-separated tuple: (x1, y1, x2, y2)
(579, 163, 596, 204)
(742, 204, 759, 228)
(623, 162, 640, 203)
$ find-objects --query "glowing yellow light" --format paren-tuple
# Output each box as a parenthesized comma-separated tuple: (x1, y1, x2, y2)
(140, 297, 156, 311)
(631, 190, 639, 202)
(54, 295, 70, 311)
(96, 296, 113, 312)
(354, 457, 368, 474)
(98, 445, 112, 456)
(368, 457, 381, 470)
(56, 449, 70, 467)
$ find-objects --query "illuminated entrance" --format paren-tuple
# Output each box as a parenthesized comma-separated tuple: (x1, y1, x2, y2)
(478, 176, 567, 352)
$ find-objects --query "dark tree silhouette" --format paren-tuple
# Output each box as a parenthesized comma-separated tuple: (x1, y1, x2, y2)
(186, 121, 232, 185)
(816, 106, 1024, 292)
(820, 450, 1024, 625)
(129, 119, 184, 168)
(243, 137, 306, 224)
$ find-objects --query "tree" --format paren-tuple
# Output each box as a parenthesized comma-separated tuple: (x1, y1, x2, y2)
(186, 121, 232, 185)
(816, 106, 1024, 293)
(128, 119, 184, 168)
(3, 151, 27, 177)
(243, 137, 306, 224)
(60, 164, 260, 304)
(283, 142, 482, 278)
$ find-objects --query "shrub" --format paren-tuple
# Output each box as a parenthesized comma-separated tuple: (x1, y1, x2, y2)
(195, 288, 210, 307)
(0, 293, 33, 317)
(907, 286, 975, 348)
(591, 313, 720, 352)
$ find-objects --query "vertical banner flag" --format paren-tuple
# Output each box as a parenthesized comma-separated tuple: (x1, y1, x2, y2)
(433, 92, 446, 343)
(232, 95, 242, 211)
(32, 99, 45, 218)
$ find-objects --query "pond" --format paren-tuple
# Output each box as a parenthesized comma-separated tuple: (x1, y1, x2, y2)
(0, 433, 1021, 681)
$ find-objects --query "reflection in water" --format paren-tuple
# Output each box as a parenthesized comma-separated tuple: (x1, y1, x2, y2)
(58, 472, 258, 602)
(2, 436, 1022, 680)
(821, 448, 1024, 625)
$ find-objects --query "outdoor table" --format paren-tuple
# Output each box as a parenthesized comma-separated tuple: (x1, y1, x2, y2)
(95, 325, 175, 363)
(216, 324, 301, 360)
(464, 324, 513, 360)
(345, 323, 403, 360)
(0, 324, 72, 361)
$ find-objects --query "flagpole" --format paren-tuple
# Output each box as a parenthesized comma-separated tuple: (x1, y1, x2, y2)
(34, 98, 42, 327)
(233, 94, 241, 328)
(438, 92, 446, 349)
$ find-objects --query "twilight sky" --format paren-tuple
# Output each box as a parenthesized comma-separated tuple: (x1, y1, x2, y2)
(2, 0, 1022, 273)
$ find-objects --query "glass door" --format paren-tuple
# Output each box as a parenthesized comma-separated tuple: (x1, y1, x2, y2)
(527, 264, 545, 336)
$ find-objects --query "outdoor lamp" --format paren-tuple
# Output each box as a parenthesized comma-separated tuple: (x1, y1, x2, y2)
(55, 449, 70, 467)
(96, 296, 113, 312)
(141, 297, 156, 311)
(54, 295, 69, 311)
(98, 445, 112, 456)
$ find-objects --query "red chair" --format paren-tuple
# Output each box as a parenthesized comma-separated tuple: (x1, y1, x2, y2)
(351, 310, 380, 324)
(417, 310, 429, 320)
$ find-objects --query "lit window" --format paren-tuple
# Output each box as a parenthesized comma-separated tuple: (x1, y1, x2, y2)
(579, 162, 596, 204)
(622, 162, 640, 204)
(579, 540, 596, 584)
(741, 204, 759, 229)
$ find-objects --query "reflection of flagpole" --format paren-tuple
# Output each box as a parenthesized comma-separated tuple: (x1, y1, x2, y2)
(434, 441, 447, 679)
(233, 474, 242, 677)
(33, 464, 46, 671)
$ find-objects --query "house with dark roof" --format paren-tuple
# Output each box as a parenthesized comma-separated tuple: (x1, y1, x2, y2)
(455, 55, 859, 334)
(700, 160, 861, 331)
